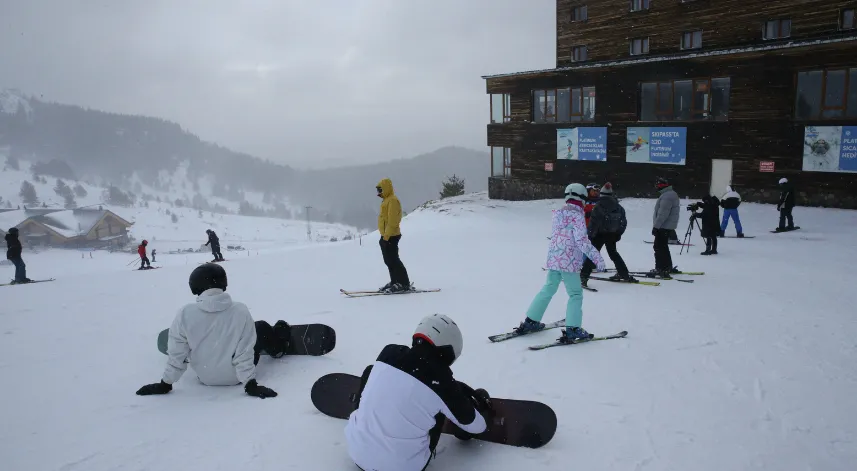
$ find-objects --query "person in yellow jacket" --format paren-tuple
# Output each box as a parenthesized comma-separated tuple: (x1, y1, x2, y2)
(376, 178, 411, 293)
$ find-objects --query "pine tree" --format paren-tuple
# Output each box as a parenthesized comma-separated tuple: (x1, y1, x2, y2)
(73, 183, 88, 198)
(19, 181, 38, 206)
(439, 174, 466, 199)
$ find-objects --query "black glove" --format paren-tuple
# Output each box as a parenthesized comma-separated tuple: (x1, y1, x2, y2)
(136, 380, 172, 396)
(471, 388, 493, 412)
(652, 228, 658, 236)
(245, 379, 277, 399)
(776, 205, 781, 211)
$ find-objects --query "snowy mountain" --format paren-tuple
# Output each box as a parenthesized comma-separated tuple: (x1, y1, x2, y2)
(2, 192, 854, 470)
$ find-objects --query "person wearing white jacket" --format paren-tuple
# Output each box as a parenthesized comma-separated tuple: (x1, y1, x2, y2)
(135, 263, 283, 398)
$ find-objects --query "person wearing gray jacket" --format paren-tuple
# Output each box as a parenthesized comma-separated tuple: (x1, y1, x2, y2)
(136, 263, 287, 399)
(650, 177, 681, 277)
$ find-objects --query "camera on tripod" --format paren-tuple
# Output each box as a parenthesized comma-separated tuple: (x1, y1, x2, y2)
(686, 202, 701, 213)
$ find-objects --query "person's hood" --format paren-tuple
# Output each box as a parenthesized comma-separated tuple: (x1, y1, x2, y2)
(377, 178, 395, 198)
(726, 186, 733, 193)
(195, 288, 233, 313)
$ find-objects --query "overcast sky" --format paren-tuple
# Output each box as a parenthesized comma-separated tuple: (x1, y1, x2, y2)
(0, 0, 554, 168)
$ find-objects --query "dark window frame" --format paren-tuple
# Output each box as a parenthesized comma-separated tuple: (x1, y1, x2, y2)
(640, 77, 731, 122)
(630, 0, 650, 12)
(489, 93, 512, 124)
(571, 5, 588, 22)
(681, 30, 703, 50)
(572, 45, 588, 62)
(763, 18, 791, 40)
(841, 9, 855, 30)
(794, 67, 857, 120)
(532, 87, 596, 123)
(630, 37, 650, 55)
(490, 146, 512, 178)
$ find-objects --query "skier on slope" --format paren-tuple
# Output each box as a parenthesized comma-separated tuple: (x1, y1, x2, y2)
(583, 182, 600, 227)
(719, 186, 744, 237)
(650, 177, 681, 278)
(5, 227, 32, 284)
(376, 178, 411, 293)
(204, 229, 224, 262)
(690, 194, 721, 255)
(135, 263, 288, 398)
(345, 314, 491, 471)
(138, 240, 152, 270)
(514, 183, 606, 343)
(580, 182, 635, 284)
(775, 178, 797, 232)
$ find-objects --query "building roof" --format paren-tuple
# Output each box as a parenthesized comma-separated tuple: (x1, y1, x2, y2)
(33, 208, 132, 238)
(0, 209, 31, 231)
(481, 35, 857, 80)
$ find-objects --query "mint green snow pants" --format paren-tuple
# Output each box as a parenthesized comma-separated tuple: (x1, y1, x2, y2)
(525, 270, 584, 328)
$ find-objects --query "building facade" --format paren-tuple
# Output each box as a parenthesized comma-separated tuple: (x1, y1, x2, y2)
(484, 0, 857, 207)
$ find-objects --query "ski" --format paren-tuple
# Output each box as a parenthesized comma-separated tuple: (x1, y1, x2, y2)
(770, 226, 800, 233)
(644, 241, 694, 246)
(610, 269, 704, 276)
(529, 330, 628, 350)
(488, 319, 566, 343)
(340, 288, 440, 297)
(582, 285, 598, 292)
(588, 275, 660, 286)
(135, 267, 161, 271)
(1, 278, 55, 287)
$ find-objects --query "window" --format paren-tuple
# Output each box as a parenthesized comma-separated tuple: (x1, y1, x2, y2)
(572, 5, 587, 22)
(842, 9, 855, 30)
(640, 78, 731, 121)
(795, 68, 857, 119)
(490, 93, 511, 123)
(763, 19, 791, 40)
(533, 87, 596, 122)
(630, 37, 649, 55)
(572, 46, 588, 62)
(630, 0, 650, 12)
(681, 31, 702, 50)
(490, 147, 511, 177)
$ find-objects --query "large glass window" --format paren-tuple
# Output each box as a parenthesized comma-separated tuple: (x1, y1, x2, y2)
(630, 37, 650, 55)
(490, 93, 511, 123)
(640, 78, 731, 121)
(795, 67, 857, 119)
(533, 87, 596, 122)
(490, 147, 511, 177)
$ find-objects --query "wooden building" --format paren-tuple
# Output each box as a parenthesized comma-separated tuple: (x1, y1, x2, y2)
(3, 207, 133, 248)
(483, 0, 857, 208)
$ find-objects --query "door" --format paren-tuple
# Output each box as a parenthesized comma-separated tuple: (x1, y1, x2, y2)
(709, 159, 733, 197)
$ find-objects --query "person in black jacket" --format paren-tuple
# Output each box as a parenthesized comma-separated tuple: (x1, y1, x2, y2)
(775, 178, 796, 231)
(5, 227, 32, 284)
(580, 182, 635, 283)
(204, 229, 224, 261)
(690, 195, 721, 255)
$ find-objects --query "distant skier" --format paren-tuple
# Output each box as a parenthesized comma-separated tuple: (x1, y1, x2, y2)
(205, 229, 224, 262)
(5, 227, 32, 284)
(151, 249, 157, 263)
(775, 178, 796, 232)
(345, 314, 490, 471)
(691, 195, 721, 255)
(135, 263, 288, 398)
(376, 178, 411, 293)
(650, 177, 680, 277)
(138, 240, 152, 270)
(515, 183, 605, 343)
(581, 182, 635, 284)
(719, 186, 744, 237)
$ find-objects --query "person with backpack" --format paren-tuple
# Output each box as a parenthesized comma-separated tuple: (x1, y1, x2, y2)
(775, 178, 797, 232)
(719, 186, 744, 237)
(138, 240, 152, 270)
(580, 182, 635, 284)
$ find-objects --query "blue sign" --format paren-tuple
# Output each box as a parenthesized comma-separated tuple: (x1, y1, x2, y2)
(626, 127, 687, 165)
(803, 126, 857, 173)
(556, 127, 607, 161)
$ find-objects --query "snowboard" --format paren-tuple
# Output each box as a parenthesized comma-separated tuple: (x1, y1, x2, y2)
(0, 278, 55, 287)
(157, 323, 336, 356)
(310, 373, 557, 449)
(135, 266, 160, 271)
(771, 226, 800, 233)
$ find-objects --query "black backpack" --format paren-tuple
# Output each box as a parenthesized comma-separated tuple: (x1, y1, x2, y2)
(603, 199, 627, 236)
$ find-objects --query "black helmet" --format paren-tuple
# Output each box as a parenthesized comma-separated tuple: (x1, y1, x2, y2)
(189, 263, 227, 295)
(8, 227, 18, 234)
(655, 177, 670, 189)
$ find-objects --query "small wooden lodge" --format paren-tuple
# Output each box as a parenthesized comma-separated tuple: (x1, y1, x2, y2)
(0, 207, 134, 249)
(483, 0, 857, 207)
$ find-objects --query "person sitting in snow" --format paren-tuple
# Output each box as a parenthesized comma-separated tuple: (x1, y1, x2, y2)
(690, 194, 721, 255)
(138, 240, 152, 270)
(346, 314, 490, 471)
(719, 186, 744, 237)
(135, 263, 288, 399)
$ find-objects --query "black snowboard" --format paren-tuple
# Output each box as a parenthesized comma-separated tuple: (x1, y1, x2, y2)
(310, 372, 557, 449)
(771, 226, 800, 233)
(157, 323, 336, 356)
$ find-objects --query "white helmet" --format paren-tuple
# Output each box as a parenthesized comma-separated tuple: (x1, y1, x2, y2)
(413, 314, 463, 365)
(564, 183, 587, 202)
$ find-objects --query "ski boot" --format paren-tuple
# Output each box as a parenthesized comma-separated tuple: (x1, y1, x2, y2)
(271, 320, 291, 358)
(559, 327, 594, 343)
(386, 283, 412, 293)
(581, 277, 589, 288)
(737, 233, 745, 238)
(609, 272, 637, 283)
(647, 268, 672, 279)
(515, 317, 545, 335)
(378, 282, 392, 292)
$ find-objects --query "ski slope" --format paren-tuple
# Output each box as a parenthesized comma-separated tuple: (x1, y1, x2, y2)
(1, 192, 855, 471)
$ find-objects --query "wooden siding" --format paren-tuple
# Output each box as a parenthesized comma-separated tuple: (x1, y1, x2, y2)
(485, 40, 857, 205)
(557, 0, 857, 67)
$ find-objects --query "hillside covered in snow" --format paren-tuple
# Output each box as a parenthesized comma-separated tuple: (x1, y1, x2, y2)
(1, 192, 854, 470)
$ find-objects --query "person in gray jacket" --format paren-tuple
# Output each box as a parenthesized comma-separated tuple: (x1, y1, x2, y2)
(650, 177, 681, 277)
(135, 263, 286, 398)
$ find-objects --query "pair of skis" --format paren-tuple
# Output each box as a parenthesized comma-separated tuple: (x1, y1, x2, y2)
(0, 278, 55, 287)
(605, 268, 704, 283)
(488, 319, 628, 350)
(339, 288, 441, 298)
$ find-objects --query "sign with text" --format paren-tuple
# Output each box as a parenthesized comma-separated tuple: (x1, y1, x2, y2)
(625, 127, 687, 165)
(759, 161, 775, 172)
(802, 126, 857, 173)
(556, 127, 608, 161)
(544, 162, 554, 171)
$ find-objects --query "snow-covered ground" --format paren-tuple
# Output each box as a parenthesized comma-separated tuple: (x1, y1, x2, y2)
(1, 192, 855, 471)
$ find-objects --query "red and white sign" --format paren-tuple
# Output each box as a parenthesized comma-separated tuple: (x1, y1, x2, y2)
(545, 162, 554, 171)
(759, 161, 775, 172)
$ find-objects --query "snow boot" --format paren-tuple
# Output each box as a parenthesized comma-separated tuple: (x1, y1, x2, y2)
(515, 317, 545, 334)
(560, 327, 594, 343)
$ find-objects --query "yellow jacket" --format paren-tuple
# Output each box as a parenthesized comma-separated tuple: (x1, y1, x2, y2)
(377, 178, 402, 240)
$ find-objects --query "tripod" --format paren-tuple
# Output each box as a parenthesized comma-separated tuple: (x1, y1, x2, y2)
(680, 212, 702, 255)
